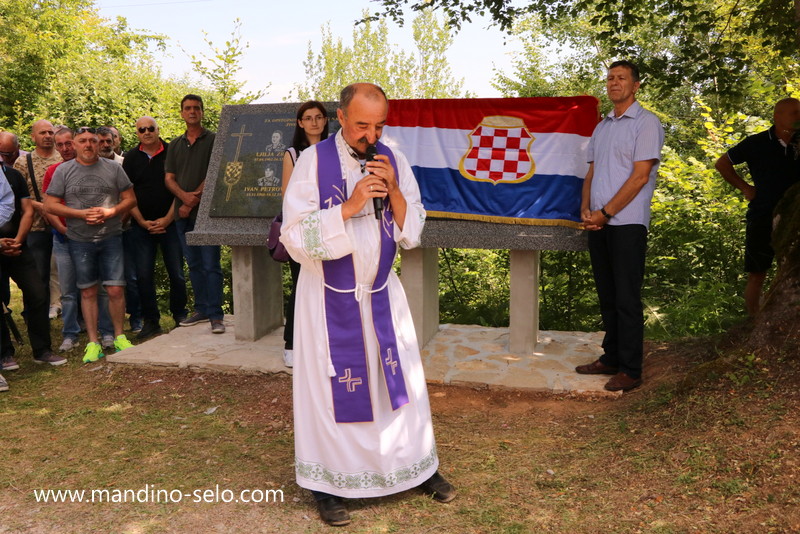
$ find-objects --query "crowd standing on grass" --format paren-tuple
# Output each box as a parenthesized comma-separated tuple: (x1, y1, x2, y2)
(0, 94, 226, 393)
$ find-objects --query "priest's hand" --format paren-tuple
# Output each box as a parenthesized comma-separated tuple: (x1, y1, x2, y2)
(341, 175, 387, 221)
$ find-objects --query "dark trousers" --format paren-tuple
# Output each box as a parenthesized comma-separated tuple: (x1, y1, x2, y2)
(122, 228, 142, 328)
(26, 230, 52, 305)
(130, 223, 187, 324)
(587, 224, 647, 379)
(283, 258, 301, 350)
(1, 250, 51, 358)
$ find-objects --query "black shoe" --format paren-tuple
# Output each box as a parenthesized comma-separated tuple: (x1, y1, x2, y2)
(179, 312, 208, 327)
(136, 321, 163, 340)
(317, 496, 351, 527)
(420, 471, 456, 503)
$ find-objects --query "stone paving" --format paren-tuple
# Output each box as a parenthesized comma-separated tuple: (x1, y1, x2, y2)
(107, 316, 620, 397)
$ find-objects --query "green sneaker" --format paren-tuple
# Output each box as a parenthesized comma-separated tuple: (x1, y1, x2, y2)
(114, 335, 134, 352)
(83, 342, 104, 363)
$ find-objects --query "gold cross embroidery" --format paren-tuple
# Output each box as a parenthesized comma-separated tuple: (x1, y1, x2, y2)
(384, 348, 398, 375)
(338, 368, 363, 393)
(224, 125, 252, 201)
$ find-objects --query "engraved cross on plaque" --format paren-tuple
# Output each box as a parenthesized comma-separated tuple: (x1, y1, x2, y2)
(384, 348, 398, 375)
(224, 125, 252, 201)
(338, 368, 363, 393)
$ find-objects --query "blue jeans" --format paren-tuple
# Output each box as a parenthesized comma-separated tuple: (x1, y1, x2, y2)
(130, 223, 187, 323)
(175, 218, 223, 320)
(54, 234, 112, 338)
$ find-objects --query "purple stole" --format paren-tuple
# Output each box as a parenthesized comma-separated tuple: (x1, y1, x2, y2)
(316, 136, 410, 423)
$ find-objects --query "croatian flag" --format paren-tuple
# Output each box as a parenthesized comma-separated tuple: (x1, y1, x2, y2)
(382, 96, 599, 227)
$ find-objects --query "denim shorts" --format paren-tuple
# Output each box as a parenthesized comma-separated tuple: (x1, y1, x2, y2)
(68, 235, 126, 289)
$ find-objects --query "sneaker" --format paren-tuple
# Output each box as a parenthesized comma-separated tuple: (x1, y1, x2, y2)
(0, 373, 8, 392)
(33, 351, 67, 366)
(136, 321, 163, 340)
(59, 338, 79, 352)
(179, 312, 208, 327)
(211, 319, 226, 334)
(173, 314, 187, 327)
(1, 354, 19, 371)
(83, 342, 104, 363)
(130, 319, 143, 334)
(114, 334, 134, 352)
(283, 349, 293, 368)
(33, 351, 68, 366)
(48, 305, 61, 319)
(101, 335, 115, 349)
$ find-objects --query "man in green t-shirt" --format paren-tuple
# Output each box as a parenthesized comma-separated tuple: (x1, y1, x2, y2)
(164, 94, 225, 334)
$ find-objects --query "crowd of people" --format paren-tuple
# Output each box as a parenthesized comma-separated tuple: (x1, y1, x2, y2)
(0, 94, 226, 391)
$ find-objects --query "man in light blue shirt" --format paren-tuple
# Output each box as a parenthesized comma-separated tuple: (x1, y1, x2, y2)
(0, 165, 17, 392)
(575, 60, 665, 392)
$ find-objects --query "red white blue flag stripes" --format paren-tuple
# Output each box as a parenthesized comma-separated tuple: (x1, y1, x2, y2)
(382, 96, 600, 227)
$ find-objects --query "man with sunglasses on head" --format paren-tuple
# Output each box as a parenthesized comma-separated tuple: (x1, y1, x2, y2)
(99, 125, 141, 334)
(44, 127, 138, 363)
(123, 117, 187, 339)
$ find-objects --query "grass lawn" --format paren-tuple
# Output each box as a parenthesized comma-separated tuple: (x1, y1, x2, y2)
(1, 294, 798, 533)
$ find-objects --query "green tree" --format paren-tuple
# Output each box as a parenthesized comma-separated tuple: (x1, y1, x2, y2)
(0, 0, 166, 134)
(182, 18, 269, 128)
(369, 0, 800, 107)
(292, 9, 467, 100)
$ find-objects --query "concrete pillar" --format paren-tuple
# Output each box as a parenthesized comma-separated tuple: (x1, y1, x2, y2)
(400, 247, 439, 349)
(231, 246, 283, 341)
(509, 249, 540, 354)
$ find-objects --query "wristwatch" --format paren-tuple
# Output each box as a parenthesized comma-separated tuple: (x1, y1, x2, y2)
(600, 207, 613, 220)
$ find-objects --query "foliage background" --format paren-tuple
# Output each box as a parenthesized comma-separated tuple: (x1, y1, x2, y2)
(2, 0, 796, 338)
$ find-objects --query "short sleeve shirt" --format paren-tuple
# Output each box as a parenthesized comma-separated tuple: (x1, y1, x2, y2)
(587, 101, 665, 228)
(47, 158, 133, 242)
(0, 164, 30, 239)
(725, 127, 800, 219)
(164, 128, 215, 221)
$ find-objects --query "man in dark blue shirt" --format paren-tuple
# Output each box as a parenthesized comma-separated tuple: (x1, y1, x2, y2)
(715, 98, 800, 316)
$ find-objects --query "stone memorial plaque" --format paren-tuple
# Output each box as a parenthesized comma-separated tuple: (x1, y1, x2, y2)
(210, 103, 339, 218)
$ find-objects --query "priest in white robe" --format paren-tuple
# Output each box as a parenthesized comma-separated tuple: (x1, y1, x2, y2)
(280, 83, 455, 527)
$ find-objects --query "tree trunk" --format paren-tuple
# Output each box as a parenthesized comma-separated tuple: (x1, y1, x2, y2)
(748, 182, 800, 353)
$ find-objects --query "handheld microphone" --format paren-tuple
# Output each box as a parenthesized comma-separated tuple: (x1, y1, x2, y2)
(366, 144, 382, 220)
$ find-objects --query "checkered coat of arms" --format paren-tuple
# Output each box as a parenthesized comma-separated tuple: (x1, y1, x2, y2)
(459, 116, 535, 184)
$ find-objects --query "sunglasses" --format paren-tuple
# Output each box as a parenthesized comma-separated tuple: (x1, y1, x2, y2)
(137, 126, 157, 133)
(75, 127, 96, 135)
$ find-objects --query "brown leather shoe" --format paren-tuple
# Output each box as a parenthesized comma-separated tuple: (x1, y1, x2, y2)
(604, 372, 643, 392)
(575, 359, 618, 375)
